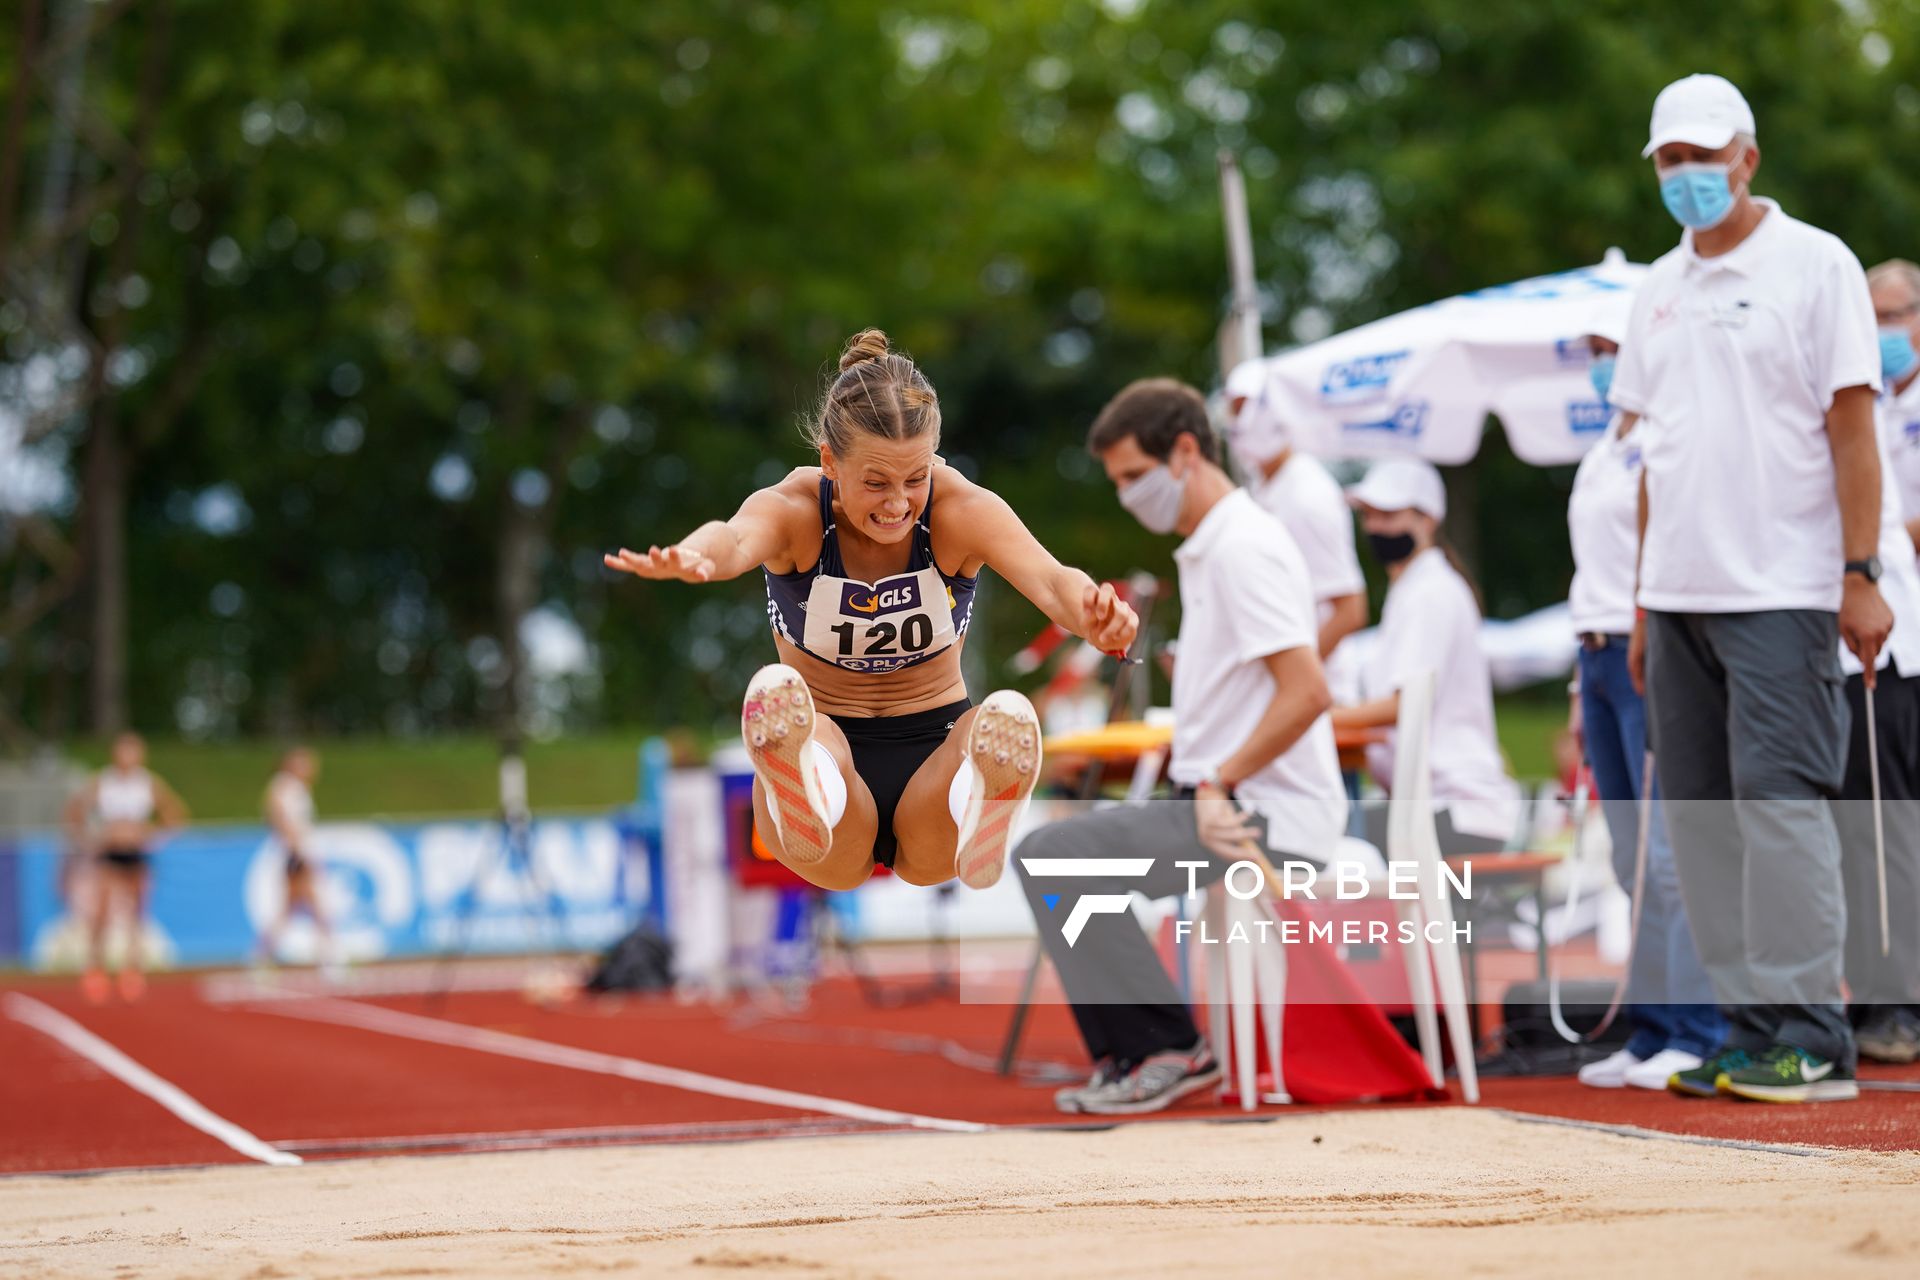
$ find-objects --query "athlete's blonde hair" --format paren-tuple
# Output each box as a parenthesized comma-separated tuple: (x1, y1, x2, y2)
(809, 329, 941, 457)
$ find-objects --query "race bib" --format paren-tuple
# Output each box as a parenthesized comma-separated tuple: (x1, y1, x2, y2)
(802, 567, 956, 673)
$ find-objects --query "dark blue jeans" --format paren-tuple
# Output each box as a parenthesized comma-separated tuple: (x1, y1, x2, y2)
(1580, 638, 1724, 1058)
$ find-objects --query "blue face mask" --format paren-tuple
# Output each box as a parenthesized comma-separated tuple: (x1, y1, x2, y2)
(1658, 159, 1738, 231)
(1881, 327, 1918, 383)
(1588, 353, 1617, 404)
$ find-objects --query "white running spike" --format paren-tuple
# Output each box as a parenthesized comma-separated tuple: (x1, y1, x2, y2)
(952, 690, 1042, 890)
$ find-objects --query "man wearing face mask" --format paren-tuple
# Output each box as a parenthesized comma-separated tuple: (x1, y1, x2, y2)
(1224, 360, 1369, 659)
(1868, 260, 1920, 556)
(1610, 73, 1892, 1103)
(1015, 377, 1347, 1116)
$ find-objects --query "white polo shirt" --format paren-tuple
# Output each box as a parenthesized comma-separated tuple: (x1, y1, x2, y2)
(1883, 373, 1920, 543)
(1843, 406, 1920, 677)
(1246, 452, 1367, 621)
(1566, 414, 1644, 636)
(1361, 548, 1518, 843)
(1170, 489, 1348, 861)
(1608, 200, 1882, 613)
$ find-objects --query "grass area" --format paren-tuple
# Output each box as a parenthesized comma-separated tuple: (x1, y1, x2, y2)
(58, 691, 1572, 823)
(63, 734, 654, 824)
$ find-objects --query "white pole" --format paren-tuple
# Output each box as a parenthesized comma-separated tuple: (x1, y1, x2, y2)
(1216, 150, 1262, 379)
(1867, 680, 1890, 957)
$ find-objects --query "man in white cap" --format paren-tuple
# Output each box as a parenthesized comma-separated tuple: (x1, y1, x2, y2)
(1224, 360, 1369, 659)
(1610, 73, 1892, 1103)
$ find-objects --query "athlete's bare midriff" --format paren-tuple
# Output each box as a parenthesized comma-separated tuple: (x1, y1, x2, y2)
(772, 632, 969, 718)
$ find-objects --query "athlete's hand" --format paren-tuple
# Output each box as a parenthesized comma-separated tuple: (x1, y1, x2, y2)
(1083, 581, 1139, 657)
(604, 544, 715, 584)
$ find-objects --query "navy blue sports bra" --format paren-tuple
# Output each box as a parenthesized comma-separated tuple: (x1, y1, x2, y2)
(765, 474, 978, 675)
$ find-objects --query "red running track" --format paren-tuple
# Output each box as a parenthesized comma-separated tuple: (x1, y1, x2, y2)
(3, 971, 1916, 1176)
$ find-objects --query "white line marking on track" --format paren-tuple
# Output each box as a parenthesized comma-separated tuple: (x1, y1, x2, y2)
(3, 993, 301, 1168)
(259, 996, 993, 1135)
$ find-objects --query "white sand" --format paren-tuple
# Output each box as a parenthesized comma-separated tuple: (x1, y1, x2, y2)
(3, 1111, 1917, 1278)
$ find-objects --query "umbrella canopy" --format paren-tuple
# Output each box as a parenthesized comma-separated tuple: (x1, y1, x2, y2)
(1252, 248, 1647, 466)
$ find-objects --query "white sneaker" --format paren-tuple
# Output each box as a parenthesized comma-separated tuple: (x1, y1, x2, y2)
(953, 690, 1041, 889)
(1577, 1047, 1643, 1089)
(1622, 1048, 1703, 1090)
(742, 665, 833, 864)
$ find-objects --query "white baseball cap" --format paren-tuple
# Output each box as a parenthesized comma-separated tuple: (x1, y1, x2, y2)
(1225, 359, 1267, 403)
(1584, 293, 1635, 346)
(1346, 456, 1446, 521)
(1642, 73, 1755, 158)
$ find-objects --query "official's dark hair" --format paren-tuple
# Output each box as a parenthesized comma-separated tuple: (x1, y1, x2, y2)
(1085, 377, 1219, 464)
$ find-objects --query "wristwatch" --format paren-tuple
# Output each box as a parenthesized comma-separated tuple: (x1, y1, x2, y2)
(1845, 556, 1883, 583)
(1199, 767, 1236, 798)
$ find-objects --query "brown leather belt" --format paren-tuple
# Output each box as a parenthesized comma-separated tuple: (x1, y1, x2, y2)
(1579, 632, 1629, 651)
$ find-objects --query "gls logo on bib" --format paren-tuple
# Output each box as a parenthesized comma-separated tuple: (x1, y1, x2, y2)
(840, 579, 922, 616)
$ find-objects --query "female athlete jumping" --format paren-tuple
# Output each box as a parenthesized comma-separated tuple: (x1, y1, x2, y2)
(606, 330, 1136, 891)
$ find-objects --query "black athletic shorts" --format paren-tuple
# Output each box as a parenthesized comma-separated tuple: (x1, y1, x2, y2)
(99, 847, 150, 871)
(829, 698, 971, 868)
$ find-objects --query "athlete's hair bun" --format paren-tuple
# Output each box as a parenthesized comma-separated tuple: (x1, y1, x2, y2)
(838, 328, 892, 372)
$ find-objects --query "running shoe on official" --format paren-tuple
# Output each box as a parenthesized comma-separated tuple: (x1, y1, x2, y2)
(1576, 1047, 1643, 1089)
(1718, 1045, 1858, 1103)
(741, 664, 834, 864)
(1668, 1046, 1756, 1098)
(1856, 1009, 1920, 1065)
(953, 690, 1041, 890)
(1078, 1042, 1222, 1116)
(1622, 1048, 1703, 1091)
(1054, 1060, 1122, 1115)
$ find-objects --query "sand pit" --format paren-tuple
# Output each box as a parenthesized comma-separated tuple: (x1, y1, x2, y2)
(3, 1110, 1917, 1278)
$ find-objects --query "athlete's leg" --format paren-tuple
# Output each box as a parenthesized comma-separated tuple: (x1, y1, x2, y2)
(83, 863, 112, 1001)
(893, 691, 1041, 889)
(745, 667, 880, 892)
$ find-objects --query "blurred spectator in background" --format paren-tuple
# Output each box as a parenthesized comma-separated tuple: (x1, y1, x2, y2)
(1828, 293, 1920, 1065)
(1334, 458, 1518, 855)
(1868, 260, 1920, 554)
(1223, 360, 1370, 658)
(255, 747, 336, 977)
(1566, 328, 1723, 1091)
(62, 733, 187, 1003)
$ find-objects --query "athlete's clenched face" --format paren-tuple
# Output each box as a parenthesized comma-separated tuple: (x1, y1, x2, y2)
(821, 437, 936, 547)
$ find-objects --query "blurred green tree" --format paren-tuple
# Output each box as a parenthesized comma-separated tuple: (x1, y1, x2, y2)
(3, 0, 1917, 747)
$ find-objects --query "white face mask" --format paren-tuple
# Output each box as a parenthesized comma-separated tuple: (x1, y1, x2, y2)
(1118, 461, 1187, 534)
(1227, 396, 1288, 475)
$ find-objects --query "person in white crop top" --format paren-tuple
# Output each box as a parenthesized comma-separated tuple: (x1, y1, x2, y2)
(255, 747, 334, 972)
(63, 732, 187, 1004)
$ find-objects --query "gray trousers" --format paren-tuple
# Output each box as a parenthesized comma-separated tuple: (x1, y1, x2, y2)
(1015, 800, 1264, 1069)
(1644, 609, 1853, 1065)
(1836, 669, 1920, 1011)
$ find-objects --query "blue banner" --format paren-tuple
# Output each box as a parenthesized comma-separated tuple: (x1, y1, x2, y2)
(8, 816, 653, 970)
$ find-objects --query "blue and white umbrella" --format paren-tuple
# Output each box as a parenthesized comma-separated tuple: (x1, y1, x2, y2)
(1250, 249, 1647, 466)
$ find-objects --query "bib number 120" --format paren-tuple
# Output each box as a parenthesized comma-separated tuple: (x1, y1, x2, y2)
(829, 614, 934, 657)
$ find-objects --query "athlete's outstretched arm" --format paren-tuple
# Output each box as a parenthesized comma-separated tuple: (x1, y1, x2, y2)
(953, 484, 1138, 655)
(604, 477, 809, 585)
